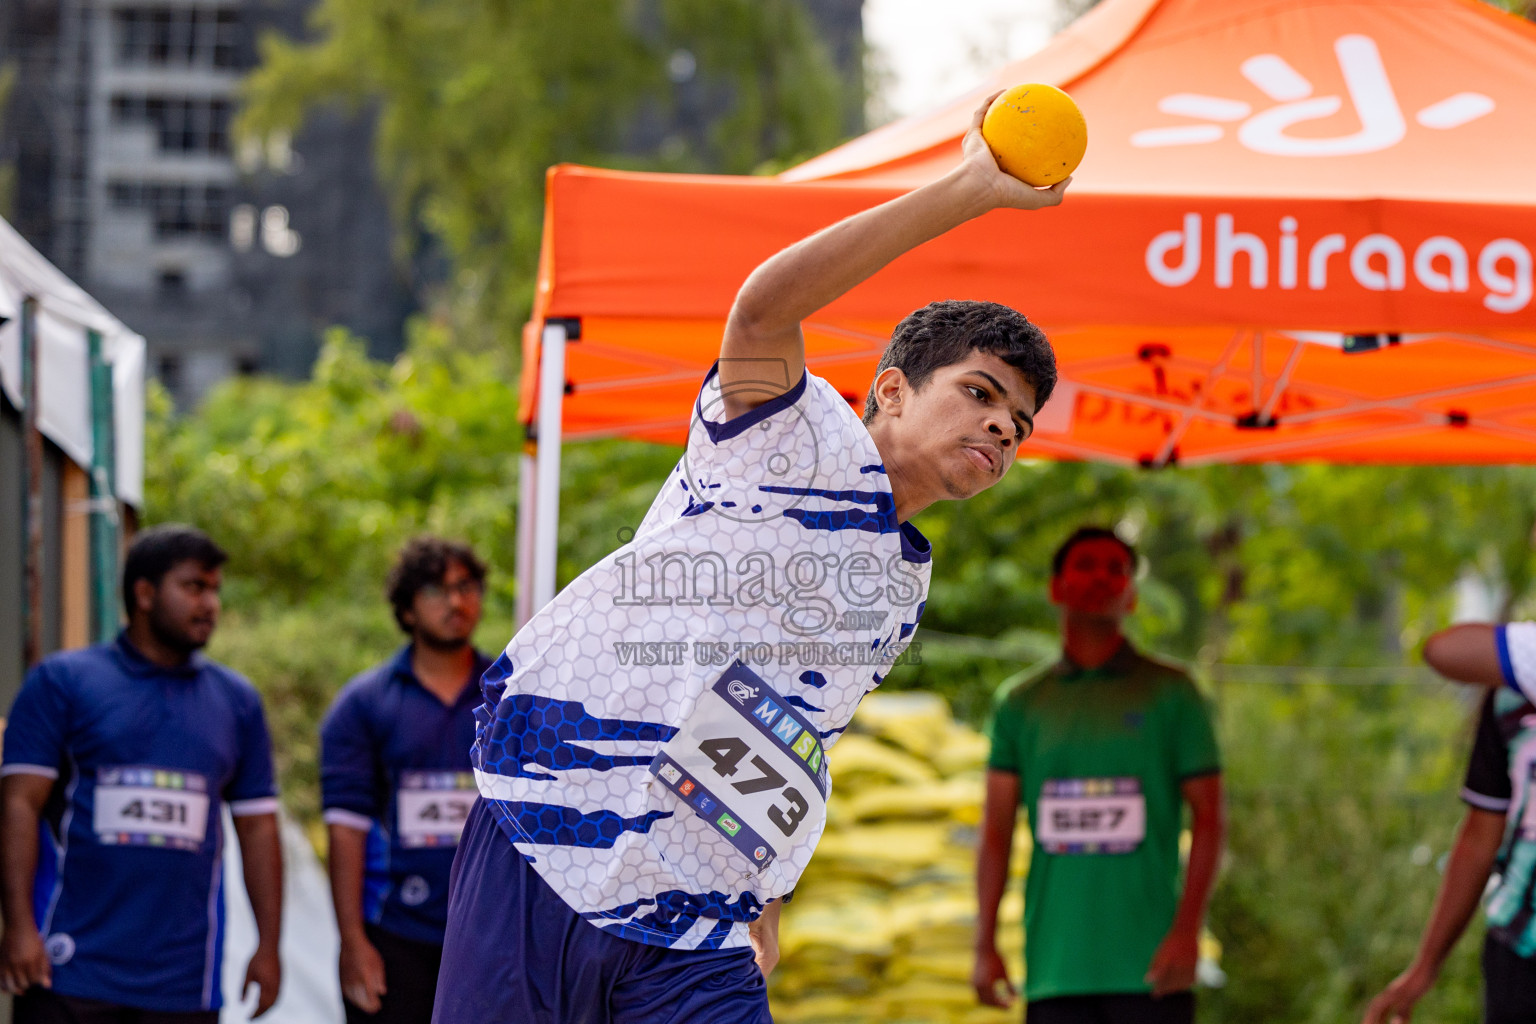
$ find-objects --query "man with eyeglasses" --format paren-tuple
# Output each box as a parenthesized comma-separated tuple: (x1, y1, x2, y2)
(319, 537, 491, 1024)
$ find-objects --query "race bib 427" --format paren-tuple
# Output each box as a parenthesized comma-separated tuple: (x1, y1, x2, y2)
(397, 771, 477, 848)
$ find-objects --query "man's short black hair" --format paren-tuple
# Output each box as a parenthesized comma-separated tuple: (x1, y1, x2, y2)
(862, 300, 1057, 423)
(387, 536, 488, 633)
(121, 524, 228, 612)
(1051, 526, 1138, 578)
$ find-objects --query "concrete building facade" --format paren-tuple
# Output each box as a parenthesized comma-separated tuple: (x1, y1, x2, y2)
(1, 0, 413, 406)
(1, 0, 862, 407)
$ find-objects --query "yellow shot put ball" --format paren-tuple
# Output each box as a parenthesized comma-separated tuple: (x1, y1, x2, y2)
(981, 84, 1087, 187)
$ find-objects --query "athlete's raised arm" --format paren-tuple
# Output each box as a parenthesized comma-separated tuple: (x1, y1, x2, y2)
(717, 93, 1070, 420)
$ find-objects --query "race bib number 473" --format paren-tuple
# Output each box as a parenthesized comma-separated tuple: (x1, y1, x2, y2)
(93, 767, 211, 852)
(650, 663, 830, 874)
(1035, 777, 1146, 855)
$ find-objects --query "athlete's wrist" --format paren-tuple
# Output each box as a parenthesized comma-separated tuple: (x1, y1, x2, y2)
(1405, 956, 1441, 985)
(0, 911, 39, 939)
(938, 161, 1005, 222)
(338, 924, 371, 945)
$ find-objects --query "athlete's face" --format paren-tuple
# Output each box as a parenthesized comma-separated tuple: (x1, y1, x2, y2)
(875, 351, 1037, 503)
(405, 559, 483, 651)
(142, 559, 222, 653)
(1050, 539, 1137, 621)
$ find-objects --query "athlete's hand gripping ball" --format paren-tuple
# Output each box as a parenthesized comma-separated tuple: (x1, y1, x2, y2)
(960, 92, 1072, 212)
(981, 83, 1087, 187)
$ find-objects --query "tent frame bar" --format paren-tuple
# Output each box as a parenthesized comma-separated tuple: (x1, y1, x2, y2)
(514, 319, 570, 627)
(20, 297, 42, 667)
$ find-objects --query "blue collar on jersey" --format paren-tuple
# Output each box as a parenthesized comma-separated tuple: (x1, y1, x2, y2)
(386, 643, 492, 706)
(113, 631, 207, 679)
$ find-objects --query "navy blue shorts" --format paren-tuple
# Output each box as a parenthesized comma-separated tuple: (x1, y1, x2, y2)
(432, 799, 774, 1024)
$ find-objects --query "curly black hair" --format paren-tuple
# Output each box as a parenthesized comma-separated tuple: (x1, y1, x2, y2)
(386, 537, 488, 633)
(862, 300, 1057, 423)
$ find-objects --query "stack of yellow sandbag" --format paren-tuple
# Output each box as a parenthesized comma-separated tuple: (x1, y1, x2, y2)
(769, 691, 1028, 1024)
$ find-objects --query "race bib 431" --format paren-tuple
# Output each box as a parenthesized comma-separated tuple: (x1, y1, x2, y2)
(1035, 777, 1146, 854)
(650, 662, 830, 874)
(93, 767, 211, 852)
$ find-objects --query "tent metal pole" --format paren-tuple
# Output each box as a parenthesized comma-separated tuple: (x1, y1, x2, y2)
(1256, 338, 1305, 425)
(513, 440, 537, 628)
(1150, 328, 1248, 467)
(20, 297, 42, 667)
(87, 329, 119, 643)
(531, 321, 568, 614)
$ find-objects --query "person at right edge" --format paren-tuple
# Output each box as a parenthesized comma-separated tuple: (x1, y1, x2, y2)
(1364, 619, 1536, 1024)
(973, 526, 1225, 1024)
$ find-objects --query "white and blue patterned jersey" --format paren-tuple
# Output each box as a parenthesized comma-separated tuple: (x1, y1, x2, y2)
(1467, 623, 1536, 955)
(1499, 623, 1536, 701)
(472, 366, 931, 950)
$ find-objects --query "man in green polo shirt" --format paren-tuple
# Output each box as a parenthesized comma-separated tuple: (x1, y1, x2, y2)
(973, 526, 1225, 1024)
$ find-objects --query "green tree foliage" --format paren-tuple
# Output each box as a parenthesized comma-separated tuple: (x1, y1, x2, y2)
(145, 327, 677, 824)
(237, 0, 850, 341)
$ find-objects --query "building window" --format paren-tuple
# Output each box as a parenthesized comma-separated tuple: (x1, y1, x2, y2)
(109, 181, 229, 241)
(157, 353, 183, 393)
(116, 7, 241, 69)
(111, 95, 232, 155)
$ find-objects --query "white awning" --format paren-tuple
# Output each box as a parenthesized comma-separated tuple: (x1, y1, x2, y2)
(0, 215, 145, 507)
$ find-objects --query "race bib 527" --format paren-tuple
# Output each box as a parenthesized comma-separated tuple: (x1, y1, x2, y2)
(1035, 777, 1146, 854)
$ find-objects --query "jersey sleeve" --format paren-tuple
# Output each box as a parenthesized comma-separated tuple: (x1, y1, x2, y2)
(1169, 678, 1222, 780)
(319, 686, 382, 830)
(1497, 622, 1536, 700)
(690, 361, 811, 450)
(1, 662, 72, 779)
(1462, 691, 1512, 812)
(986, 681, 1028, 775)
(226, 683, 279, 816)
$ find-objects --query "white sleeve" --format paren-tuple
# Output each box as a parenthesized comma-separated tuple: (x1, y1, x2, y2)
(1498, 622, 1536, 699)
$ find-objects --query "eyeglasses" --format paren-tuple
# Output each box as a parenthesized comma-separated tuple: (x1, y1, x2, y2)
(418, 579, 484, 601)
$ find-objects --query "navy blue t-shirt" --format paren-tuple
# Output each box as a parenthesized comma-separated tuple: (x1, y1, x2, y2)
(319, 645, 488, 944)
(1, 635, 277, 1012)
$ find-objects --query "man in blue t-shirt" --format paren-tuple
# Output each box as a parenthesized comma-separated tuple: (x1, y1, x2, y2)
(320, 538, 490, 1024)
(0, 525, 282, 1024)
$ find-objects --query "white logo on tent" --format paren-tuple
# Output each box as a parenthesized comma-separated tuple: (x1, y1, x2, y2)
(1131, 35, 1494, 156)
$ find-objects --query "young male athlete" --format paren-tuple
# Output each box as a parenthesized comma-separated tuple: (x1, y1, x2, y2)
(1364, 621, 1536, 1024)
(433, 94, 1069, 1024)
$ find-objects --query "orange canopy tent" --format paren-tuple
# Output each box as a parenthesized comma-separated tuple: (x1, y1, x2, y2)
(513, 0, 1536, 615)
